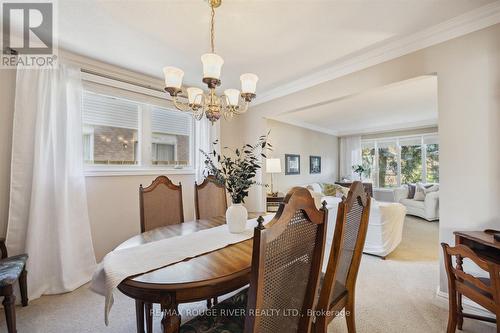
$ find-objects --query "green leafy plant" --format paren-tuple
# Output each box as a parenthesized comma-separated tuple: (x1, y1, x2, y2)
(352, 164, 368, 181)
(201, 134, 272, 204)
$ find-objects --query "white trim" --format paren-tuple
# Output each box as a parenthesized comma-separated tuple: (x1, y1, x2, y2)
(254, 2, 500, 105)
(436, 288, 495, 322)
(84, 167, 195, 177)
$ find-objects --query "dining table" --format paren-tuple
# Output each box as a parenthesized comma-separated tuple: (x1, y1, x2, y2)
(116, 213, 262, 333)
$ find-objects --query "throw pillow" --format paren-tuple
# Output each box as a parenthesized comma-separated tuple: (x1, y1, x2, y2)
(407, 184, 416, 199)
(322, 183, 349, 197)
(413, 183, 426, 201)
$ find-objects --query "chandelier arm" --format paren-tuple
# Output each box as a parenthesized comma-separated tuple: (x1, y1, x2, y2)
(232, 101, 250, 115)
(172, 95, 193, 113)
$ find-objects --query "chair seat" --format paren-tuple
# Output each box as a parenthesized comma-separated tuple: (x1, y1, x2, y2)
(180, 288, 248, 333)
(0, 254, 28, 287)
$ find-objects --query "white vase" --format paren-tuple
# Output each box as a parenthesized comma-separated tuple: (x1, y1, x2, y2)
(226, 203, 248, 233)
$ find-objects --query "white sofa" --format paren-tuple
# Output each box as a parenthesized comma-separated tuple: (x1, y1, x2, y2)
(303, 183, 406, 259)
(393, 185, 439, 221)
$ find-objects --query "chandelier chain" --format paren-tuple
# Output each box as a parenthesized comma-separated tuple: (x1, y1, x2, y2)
(210, 4, 215, 53)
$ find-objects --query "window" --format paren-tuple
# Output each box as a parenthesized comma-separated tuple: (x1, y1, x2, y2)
(151, 107, 193, 167)
(361, 142, 376, 184)
(82, 92, 139, 165)
(361, 134, 439, 188)
(82, 90, 195, 171)
(424, 136, 439, 183)
(377, 141, 399, 188)
(400, 137, 422, 184)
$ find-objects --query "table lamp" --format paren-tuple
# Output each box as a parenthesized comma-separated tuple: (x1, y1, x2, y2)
(266, 158, 282, 197)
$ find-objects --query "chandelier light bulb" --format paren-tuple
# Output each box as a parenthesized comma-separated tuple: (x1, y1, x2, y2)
(187, 87, 204, 105)
(201, 53, 224, 80)
(240, 73, 258, 94)
(224, 89, 240, 106)
(163, 66, 184, 89)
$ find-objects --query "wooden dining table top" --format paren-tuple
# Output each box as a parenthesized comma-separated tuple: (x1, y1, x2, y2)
(117, 213, 262, 292)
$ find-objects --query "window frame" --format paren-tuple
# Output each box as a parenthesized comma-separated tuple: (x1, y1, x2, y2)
(361, 133, 439, 189)
(82, 75, 196, 177)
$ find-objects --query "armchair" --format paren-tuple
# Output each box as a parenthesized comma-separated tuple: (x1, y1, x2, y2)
(393, 185, 439, 221)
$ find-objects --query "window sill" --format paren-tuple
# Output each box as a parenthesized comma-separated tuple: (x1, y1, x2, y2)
(84, 167, 196, 177)
(373, 188, 397, 192)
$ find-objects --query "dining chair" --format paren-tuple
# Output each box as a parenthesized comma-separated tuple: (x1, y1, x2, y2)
(441, 242, 499, 333)
(314, 181, 371, 333)
(139, 175, 184, 233)
(194, 175, 227, 220)
(179, 186, 329, 333)
(0, 238, 28, 333)
(139, 175, 184, 332)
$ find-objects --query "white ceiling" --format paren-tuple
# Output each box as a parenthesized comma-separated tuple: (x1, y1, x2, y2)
(270, 75, 438, 136)
(55, 0, 494, 95)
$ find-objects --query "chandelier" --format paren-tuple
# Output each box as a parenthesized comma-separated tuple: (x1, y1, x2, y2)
(163, 0, 258, 124)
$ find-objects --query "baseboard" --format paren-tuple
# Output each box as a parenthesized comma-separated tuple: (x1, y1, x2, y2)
(436, 287, 495, 320)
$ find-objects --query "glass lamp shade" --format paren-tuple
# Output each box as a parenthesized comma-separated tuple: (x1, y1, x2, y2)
(266, 158, 282, 173)
(240, 73, 258, 94)
(187, 87, 203, 105)
(163, 66, 184, 89)
(224, 89, 240, 106)
(201, 53, 224, 79)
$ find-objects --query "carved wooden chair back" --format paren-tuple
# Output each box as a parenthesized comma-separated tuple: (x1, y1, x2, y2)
(194, 175, 227, 220)
(315, 181, 371, 332)
(139, 176, 184, 233)
(244, 187, 328, 333)
(441, 242, 500, 332)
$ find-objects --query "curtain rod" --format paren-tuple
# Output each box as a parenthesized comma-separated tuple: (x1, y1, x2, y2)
(80, 68, 166, 94)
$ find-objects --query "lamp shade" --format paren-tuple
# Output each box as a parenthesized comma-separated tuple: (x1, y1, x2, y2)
(201, 53, 224, 79)
(224, 89, 240, 106)
(240, 73, 258, 94)
(163, 66, 184, 89)
(266, 158, 282, 173)
(187, 87, 203, 105)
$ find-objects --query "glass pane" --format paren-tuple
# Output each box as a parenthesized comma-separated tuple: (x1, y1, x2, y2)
(378, 142, 398, 188)
(426, 143, 439, 183)
(361, 142, 375, 184)
(151, 107, 192, 167)
(400, 143, 422, 184)
(82, 92, 139, 165)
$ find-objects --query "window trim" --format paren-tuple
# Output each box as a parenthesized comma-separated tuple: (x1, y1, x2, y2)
(361, 133, 439, 189)
(82, 77, 196, 177)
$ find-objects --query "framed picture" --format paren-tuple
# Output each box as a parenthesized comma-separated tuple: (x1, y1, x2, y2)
(285, 154, 300, 175)
(310, 156, 321, 174)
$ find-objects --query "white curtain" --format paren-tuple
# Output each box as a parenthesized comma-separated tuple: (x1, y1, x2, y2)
(195, 116, 220, 182)
(339, 135, 362, 181)
(6, 64, 96, 300)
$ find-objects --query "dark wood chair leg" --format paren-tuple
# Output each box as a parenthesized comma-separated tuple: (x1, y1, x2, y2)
(447, 291, 458, 333)
(144, 302, 153, 333)
(19, 269, 28, 307)
(3, 286, 17, 333)
(135, 299, 145, 333)
(206, 298, 212, 308)
(457, 293, 463, 330)
(213, 297, 218, 306)
(345, 295, 356, 333)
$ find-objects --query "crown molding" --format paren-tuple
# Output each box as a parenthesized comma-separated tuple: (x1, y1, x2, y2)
(336, 119, 439, 137)
(254, 1, 500, 106)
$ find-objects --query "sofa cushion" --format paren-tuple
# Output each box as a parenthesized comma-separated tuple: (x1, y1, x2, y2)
(400, 198, 425, 209)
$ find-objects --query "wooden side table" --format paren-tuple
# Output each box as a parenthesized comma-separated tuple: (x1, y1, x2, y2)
(266, 196, 284, 213)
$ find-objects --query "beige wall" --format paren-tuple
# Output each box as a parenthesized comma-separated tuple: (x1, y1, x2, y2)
(234, 24, 500, 293)
(266, 119, 338, 193)
(86, 174, 195, 261)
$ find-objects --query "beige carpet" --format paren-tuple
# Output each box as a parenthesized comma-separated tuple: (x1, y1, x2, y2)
(0, 216, 495, 333)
